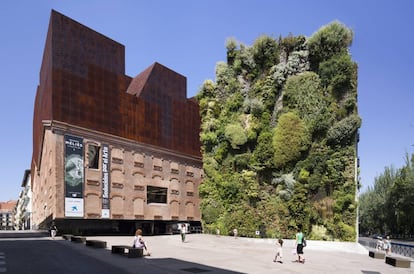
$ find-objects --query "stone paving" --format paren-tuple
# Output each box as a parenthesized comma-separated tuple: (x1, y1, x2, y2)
(56, 233, 414, 274)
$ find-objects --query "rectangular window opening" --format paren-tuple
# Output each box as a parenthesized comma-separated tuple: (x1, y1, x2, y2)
(87, 144, 100, 169)
(147, 186, 167, 204)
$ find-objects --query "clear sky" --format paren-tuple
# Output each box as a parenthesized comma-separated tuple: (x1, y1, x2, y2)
(1, 0, 413, 202)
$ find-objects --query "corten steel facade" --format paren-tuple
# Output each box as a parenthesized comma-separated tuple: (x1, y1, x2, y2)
(31, 10, 203, 235)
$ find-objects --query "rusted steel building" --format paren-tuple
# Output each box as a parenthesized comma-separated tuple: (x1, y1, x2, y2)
(31, 10, 202, 235)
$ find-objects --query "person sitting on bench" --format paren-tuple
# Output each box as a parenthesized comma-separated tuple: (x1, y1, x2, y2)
(133, 229, 151, 256)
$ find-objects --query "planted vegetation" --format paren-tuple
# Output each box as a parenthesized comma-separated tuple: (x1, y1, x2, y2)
(359, 154, 414, 237)
(196, 21, 360, 241)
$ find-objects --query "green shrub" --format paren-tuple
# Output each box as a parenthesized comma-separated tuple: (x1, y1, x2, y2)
(273, 112, 310, 169)
(327, 115, 361, 147)
(225, 123, 248, 149)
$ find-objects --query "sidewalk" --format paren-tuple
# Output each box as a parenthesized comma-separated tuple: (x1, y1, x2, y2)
(57, 234, 414, 274)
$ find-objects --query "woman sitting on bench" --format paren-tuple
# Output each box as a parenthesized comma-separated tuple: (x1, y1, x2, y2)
(133, 229, 151, 256)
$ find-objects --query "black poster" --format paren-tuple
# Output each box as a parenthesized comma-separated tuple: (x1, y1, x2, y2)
(101, 144, 110, 218)
(64, 135, 84, 198)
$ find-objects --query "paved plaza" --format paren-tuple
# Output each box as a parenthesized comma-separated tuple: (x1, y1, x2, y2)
(56, 233, 414, 274)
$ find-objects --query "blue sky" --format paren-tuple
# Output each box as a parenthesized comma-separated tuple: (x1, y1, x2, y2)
(1, 0, 413, 201)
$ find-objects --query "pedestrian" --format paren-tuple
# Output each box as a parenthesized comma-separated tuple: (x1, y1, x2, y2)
(216, 228, 220, 237)
(295, 225, 305, 263)
(50, 222, 57, 239)
(233, 228, 238, 239)
(273, 238, 283, 263)
(376, 236, 384, 251)
(132, 228, 151, 256)
(384, 235, 391, 255)
(180, 224, 186, 242)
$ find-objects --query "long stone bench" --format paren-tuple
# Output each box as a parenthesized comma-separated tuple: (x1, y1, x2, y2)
(71, 236, 86, 243)
(85, 239, 107, 248)
(62, 234, 73, 240)
(385, 256, 411, 268)
(369, 250, 385, 259)
(111, 245, 143, 258)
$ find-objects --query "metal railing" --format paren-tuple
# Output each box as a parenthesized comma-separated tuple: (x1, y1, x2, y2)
(391, 242, 414, 258)
(359, 238, 414, 259)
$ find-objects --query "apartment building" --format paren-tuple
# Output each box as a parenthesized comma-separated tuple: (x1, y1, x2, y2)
(0, 201, 17, 230)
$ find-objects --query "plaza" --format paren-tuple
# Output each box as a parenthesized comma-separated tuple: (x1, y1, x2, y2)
(57, 233, 413, 274)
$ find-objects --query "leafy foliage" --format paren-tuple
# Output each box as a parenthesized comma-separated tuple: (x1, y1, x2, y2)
(225, 123, 248, 149)
(319, 53, 355, 99)
(197, 21, 360, 241)
(326, 115, 361, 147)
(252, 36, 279, 74)
(359, 154, 414, 236)
(272, 112, 310, 169)
(307, 21, 353, 71)
(282, 71, 332, 137)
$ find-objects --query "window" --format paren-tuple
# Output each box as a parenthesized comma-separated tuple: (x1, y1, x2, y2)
(147, 186, 167, 204)
(87, 144, 100, 169)
(134, 162, 144, 168)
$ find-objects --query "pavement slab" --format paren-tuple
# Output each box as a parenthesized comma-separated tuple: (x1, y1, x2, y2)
(55, 234, 414, 274)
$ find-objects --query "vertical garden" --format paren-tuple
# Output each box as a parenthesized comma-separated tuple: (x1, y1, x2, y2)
(196, 21, 361, 241)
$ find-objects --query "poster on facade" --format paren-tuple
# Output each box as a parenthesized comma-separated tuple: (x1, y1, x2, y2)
(65, 198, 84, 217)
(101, 144, 110, 218)
(64, 134, 84, 217)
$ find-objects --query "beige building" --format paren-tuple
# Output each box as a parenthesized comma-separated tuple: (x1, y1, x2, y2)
(31, 10, 203, 235)
(0, 200, 17, 230)
(14, 169, 32, 230)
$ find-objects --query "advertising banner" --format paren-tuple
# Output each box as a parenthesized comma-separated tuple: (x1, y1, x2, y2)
(101, 144, 110, 218)
(64, 198, 84, 218)
(64, 134, 84, 217)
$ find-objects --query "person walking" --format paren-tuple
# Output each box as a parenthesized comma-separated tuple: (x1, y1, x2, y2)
(376, 236, 384, 251)
(273, 238, 284, 263)
(233, 228, 238, 239)
(180, 224, 186, 242)
(50, 222, 58, 240)
(295, 225, 305, 263)
(384, 235, 392, 255)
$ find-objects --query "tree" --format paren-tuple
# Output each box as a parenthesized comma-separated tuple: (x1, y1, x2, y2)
(359, 166, 397, 234)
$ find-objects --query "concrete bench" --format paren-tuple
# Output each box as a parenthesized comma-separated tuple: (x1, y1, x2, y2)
(369, 250, 385, 259)
(62, 234, 73, 240)
(85, 239, 107, 248)
(71, 236, 86, 243)
(385, 256, 411, 268)
(111, 245, 143, 258)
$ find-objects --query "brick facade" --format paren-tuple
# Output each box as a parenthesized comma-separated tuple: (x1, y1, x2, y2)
(31, 10, 202, 234)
